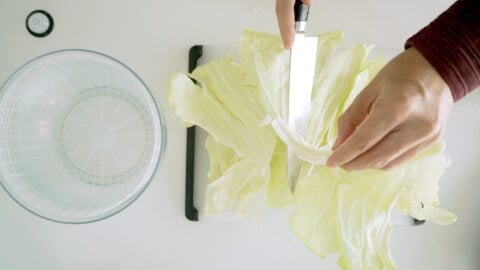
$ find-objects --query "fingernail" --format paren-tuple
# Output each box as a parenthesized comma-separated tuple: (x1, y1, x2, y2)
(326, 157, 337, 168)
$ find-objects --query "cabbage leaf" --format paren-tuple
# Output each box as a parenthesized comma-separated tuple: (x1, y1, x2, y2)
(167, 29, 456, 269)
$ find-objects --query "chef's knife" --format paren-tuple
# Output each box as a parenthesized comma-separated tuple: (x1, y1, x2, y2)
(287, 0, 318, 191)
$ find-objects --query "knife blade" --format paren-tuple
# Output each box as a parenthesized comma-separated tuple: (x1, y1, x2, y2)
(287, 0, 318, 191)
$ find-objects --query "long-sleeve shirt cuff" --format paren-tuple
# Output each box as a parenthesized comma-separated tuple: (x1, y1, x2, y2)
(405, 0, 480, 102)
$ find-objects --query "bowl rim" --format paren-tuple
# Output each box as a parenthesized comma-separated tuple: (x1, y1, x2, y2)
(0, 48, 167, 224)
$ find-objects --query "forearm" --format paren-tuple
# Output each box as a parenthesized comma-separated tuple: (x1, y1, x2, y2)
(405, 0, 480, 102)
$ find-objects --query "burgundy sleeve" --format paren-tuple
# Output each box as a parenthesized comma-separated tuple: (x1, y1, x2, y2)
(405, 0, 480, 102)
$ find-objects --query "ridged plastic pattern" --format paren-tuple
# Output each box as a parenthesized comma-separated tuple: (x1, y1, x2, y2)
(0, 50, 165, 223)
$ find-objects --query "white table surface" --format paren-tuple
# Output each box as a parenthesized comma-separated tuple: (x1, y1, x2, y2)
(1, 1, 479, 269)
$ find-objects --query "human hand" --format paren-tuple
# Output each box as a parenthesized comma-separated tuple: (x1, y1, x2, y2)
(275, 0, 313, 49)
(327, 47, 454, 170)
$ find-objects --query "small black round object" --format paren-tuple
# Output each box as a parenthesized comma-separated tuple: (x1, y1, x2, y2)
(26, 10, 54, 38)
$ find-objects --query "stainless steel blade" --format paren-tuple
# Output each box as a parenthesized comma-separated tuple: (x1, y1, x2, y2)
(287, 33, 318, 191)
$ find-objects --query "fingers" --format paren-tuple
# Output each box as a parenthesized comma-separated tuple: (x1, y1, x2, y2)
(325, 47, 453, 170)
(339, 123, 436, 171)
(275, 0, 313, 49)
(332, 90, 376, 150)
(381, 137, 439, 170)
(276, 0, 296, 49)
(327, 97, 405, 167)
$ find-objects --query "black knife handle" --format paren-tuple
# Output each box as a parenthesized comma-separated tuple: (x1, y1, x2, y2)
(294, 0, 310, 22)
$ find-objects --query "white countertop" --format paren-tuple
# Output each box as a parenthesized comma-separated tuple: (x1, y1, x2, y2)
(1, 1, 479, 269)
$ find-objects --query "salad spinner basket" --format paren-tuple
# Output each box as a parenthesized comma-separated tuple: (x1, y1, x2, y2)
(0, 50, 165, 223)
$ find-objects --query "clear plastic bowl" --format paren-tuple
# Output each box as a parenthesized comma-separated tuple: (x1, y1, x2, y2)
(0, 50, 165, 223)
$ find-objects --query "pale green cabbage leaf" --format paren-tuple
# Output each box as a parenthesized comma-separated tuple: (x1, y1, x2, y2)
(167, 29, 456, 269)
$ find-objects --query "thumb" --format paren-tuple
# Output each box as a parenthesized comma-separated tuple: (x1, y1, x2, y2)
(276, 0, 314, 49)
(276, 0, 296, 49)
(332, 90, 375, 150)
